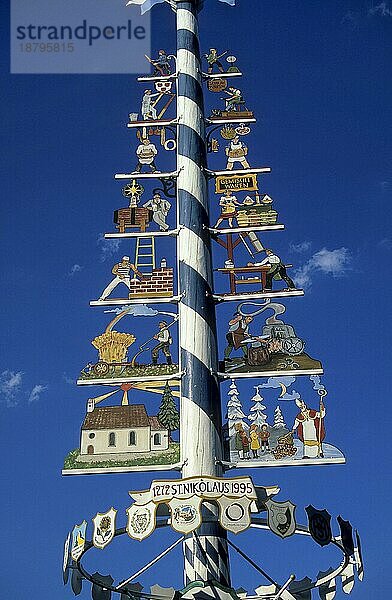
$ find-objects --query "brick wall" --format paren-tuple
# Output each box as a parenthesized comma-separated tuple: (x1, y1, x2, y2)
(129, 267, 174, 298)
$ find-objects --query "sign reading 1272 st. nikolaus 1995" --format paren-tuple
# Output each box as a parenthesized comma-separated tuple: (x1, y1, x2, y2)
(127, 476, 257, 539)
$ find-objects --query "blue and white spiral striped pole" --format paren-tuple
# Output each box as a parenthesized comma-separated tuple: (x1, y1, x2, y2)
(176, 0, 231, 587)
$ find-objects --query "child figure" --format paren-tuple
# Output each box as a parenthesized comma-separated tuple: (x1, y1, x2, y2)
(249, 423, 260, 459)
(239, 429, 250, 459)
(259, 424, 271, 452)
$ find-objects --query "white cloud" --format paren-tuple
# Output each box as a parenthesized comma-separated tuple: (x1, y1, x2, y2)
(289, 241, 312, 254)
(294, 247, 351, 290)
(27, 384, 48, 404)
(104, 305, 159, 317)
(260, 376, 296, 389)
(259, 376, 300, 401)
(0, 370, 23, 407)
(97, 234, 120, 262)
(69, 264, 83, 276)
(369, 2, 392, 17)
(281, 389, 301, 401)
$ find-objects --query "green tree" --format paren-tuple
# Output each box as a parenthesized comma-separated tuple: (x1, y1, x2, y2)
(158, 381, 180, 441)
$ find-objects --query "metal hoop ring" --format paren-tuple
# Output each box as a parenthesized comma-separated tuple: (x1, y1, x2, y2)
(164, 139, 176, 151)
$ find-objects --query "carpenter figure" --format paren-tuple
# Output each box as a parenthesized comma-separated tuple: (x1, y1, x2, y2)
(249, 248, 296, 291)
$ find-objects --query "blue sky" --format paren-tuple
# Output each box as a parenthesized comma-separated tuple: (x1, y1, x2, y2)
(1, 0, 391, 598)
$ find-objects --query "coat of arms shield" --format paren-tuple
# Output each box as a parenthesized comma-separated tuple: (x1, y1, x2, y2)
(341, 563, 355, 594)
(71, 520, 87, 561)
(354, 530, 364, 581)
(265, 499, 296, 538)
(305, 505, 332, 547)
(217, 496, 252, 534)
(317, 568, 337, 600)
(126, 501, 156, 541)
(62, 532, 71, 584)
(92, 507, 117, 550)
(91, 572, 114, 600)
(168, 497, 202, 534)
(337, 515, 354, 556)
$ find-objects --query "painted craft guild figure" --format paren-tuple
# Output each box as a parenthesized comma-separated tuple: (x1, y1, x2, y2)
(225, 135, 250, 170)
(99, 256, 140, 301)
(249, 248, 296, 292)
(224, 87, 245, 112)
(143, 192, 171, 231)
(213, 189, 242, 228)
(224, 313, 270, 360)
(150, 50, 171, 76)
(152, 321, 173, 365)
(205, 48, 226, 73)
(249, 424, 260, 458)
(141, 89, 160, 121)
(224, 313, 254, 359)
(292, 398, 326, 458)
(134, 137, 159, 173)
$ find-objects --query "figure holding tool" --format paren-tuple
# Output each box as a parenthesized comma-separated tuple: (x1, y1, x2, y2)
(205, 48, 227, 73)
(145, 50, 172, 76)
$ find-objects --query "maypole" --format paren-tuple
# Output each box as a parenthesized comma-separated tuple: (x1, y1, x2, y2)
(62, 2, 365, 599)
(176, 0, 230, 586)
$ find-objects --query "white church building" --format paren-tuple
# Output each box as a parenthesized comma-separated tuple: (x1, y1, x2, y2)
(79, 403, 169, 460)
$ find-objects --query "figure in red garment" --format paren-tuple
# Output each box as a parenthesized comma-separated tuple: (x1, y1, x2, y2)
(292, 398, 325, 458)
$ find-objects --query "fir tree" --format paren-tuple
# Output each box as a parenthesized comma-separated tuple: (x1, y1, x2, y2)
(248, 386, 268, 427)
(273, 405, 287, 429)
(158, 381, 180, 441)
(227, 380, 248, 436)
